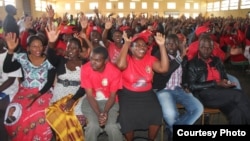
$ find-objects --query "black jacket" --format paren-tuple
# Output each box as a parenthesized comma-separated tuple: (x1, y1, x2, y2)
(186, 55, 228, 93)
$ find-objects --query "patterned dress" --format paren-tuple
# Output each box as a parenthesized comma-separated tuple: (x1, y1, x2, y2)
(4, 53, 54, 141)
(51, 65, 85, 125)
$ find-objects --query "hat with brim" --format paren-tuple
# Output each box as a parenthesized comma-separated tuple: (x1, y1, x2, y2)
(195, 25, 210, 37)
(131, 30, 152, 43)
(59, 25, 76, 34)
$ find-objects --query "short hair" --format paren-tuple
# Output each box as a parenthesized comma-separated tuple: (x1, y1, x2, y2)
(68, 37, 82, 51)
(198, 33, 214, 48)
(111, 29, 122, 36)
(92, 46, 109, 60)
(166, 34, 180, 46)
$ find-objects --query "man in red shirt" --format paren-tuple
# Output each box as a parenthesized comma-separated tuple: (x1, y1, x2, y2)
(81, 47, 123, 141)
(187, 25, 241, 89)
(186, 34, 250, 124)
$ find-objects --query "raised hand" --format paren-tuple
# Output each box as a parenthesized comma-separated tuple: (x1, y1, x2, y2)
(122, 31, 132, 44)
(46, 5, 55, 19)
(154, 32, 165, 47)
(116, 17, 122, 27)
(45, 23, 60, 43)
(79, 31, 87, 39)
(105, 19, 112, 30)
(79, 15, 88, 29)
(24, 16, 32, 30)
(93, 7, 99, 14)
(5, 33, 18, 53)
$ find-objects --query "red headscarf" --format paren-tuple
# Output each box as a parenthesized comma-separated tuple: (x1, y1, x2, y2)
(59, 25, 76, 34)
(195, 25, 210, 37)
(131, 30, 153, 43)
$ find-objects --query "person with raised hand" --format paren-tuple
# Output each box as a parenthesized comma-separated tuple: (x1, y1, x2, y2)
(45, 22, 86, 140)
(3, 32, 56, 141)
(116, 31, 169, 141)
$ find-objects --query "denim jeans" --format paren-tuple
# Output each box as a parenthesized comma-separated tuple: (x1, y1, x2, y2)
(156, 86, 203, 133)
(227, 73, 241, 90)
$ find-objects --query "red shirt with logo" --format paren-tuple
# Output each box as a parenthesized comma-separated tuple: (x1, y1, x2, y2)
(81, 62, 122, 101)
(122, 54, 157, 92)
(107, 41, 122, 64)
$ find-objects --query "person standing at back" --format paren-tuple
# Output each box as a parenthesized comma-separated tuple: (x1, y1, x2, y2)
(3, 5, 19, 38)
(3, 5, 23, 53)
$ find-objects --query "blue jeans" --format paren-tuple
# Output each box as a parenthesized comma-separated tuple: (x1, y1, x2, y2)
(227, 73, 241, 89)
(156, 86, 203, 133)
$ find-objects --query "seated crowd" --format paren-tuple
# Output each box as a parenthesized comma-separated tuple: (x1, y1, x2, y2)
(1, 4, 250, 141)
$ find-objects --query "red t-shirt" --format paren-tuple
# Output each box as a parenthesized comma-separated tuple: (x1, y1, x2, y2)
(220, 34, 240, 48)
(187, 41, 226, 62)
(81, 62, 122, 101)
(122, 54, 157, 92)
(246, 38, 250, 46)
(205, 58, 221, 82)
(108, 41, 122, 64)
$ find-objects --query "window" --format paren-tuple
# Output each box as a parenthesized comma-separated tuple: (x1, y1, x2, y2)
(221, 0, 229, 10)
(118, 2, 123, 9)
(142, 2, 147, 9)
(184, 13, 190, 18)
(75, 3, 80, 10)
(207, 2, 213, 12)
(213, 1, 220, 11)
(4, 0, 15, 6)
(41, 1, 46, 11)
(167, 2, 176, 9)
(89, 2, 98, 10)
(193, 13, 199, 18)
(193, 2, 199, 9)
(153, 2, 159, 9)
(65, 3, 70, 11)
(229, 0, 239, 10)
(35, 0, 48, 11)
(185, 3, 190, 9)
(130, 2, 135, 9)
(241, 0, 250, 9)
(118, 13, 124, 17)
(106, 2, 112, 9)
(164, 12, 179, 18)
